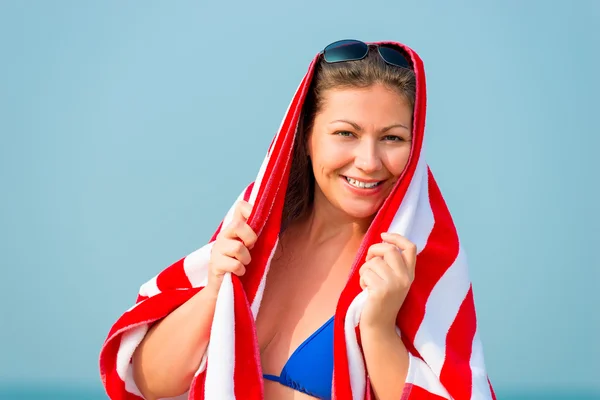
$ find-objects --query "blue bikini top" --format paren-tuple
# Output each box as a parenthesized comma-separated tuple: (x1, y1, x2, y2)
(263, 316, 334, 400)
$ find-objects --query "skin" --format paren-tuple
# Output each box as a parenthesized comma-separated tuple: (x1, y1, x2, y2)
(131, 83, 417, 400)
(307, 83, 414, 222)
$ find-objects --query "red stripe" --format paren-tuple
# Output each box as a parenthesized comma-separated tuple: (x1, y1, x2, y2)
(156, 257, 192, 291)
(397, 169, 459, 353)
(232, 276, 264, 399)
(488, 376, 497, 400)
(243, 182, 254, 202)
(99, 288, 202, 399)
(209, 219, 224, 242)
(100, 337, 143, 400)
(248, 70, 308, 236)
(403, 384, 449, 400)
(267, 133, 277, 154)
(241, 65, 314, 307)
(333, 169, 459, 398)
(439, 286, 476, 399)
(189, 368, 207, 400)
(135, 294, 148, 303)
(208, 182, 254, 243)
(100, 41, 496, 400)
(332, 42, 428, 399)
(229, 59, 316, 399)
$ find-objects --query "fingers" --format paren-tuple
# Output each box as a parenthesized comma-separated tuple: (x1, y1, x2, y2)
(366, 242, 404, 276)
(366, 233, 417, 277)
(212, 252, 247, 277)
(381, 232, 417, 270)
(362, 256, 393, 279)
(234, 200, 252, 221)
(361, 233, 417, 293)
(360, 267, 379, 290)
(220, 201, 258, 249)
(207, 201, 256, 294)
(359, 257, 389, 289)
(218, 238, 252, 266)
(226, 221, 258, 250)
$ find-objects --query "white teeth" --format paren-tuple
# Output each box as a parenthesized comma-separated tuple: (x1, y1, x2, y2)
(345, 177, 380, 188)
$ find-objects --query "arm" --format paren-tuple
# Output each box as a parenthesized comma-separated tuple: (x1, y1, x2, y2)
(360, 325, 409, 400)
(358, 232, 417, 400)
(133, 200, 257, 399)
(132, 288, 218, 399)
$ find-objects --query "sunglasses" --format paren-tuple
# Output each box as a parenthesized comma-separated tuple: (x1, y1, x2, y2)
(321, 39, 412, 70)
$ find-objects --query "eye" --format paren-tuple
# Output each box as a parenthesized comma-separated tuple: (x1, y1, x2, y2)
(382, 135, 405, 142)
(335, 131, 355, 138)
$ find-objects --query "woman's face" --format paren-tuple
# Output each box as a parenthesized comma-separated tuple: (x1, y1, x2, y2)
(307, 83, 413, 220)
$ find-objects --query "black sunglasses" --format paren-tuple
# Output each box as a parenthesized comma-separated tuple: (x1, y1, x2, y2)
(321, 39, 412, 70)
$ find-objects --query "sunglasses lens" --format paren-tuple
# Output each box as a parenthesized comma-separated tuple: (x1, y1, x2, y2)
(323, 40, 368, 63)
(378, 46, 412, 69)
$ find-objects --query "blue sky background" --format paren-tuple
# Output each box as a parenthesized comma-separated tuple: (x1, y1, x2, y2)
(1, 0, 598, 396)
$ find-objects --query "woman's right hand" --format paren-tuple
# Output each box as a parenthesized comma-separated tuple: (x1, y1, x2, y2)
(132, 200, 257, 399)
(205, 200, 258, 297)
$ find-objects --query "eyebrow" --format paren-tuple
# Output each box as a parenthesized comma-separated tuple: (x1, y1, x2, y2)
(331, 119, 410, 132)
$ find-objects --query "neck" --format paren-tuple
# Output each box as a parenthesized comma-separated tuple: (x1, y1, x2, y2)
(295, 187, 373, 248)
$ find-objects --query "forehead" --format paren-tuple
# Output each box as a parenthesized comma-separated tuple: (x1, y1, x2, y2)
(317, 84, 413, 123)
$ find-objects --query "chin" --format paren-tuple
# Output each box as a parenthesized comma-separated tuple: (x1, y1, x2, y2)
(338, 200, 383, 220)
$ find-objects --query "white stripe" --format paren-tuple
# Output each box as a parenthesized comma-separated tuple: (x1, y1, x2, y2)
(343, 152, 433, 399)
(413, 246, 471, 377)
(249, 121, 299, 207)
(246, 77, 305, 314)
(116, 325, 148, 397)
(249, 76, 304, 205)
(409, 163, 434, 254)
(405, 354, 451, 398)
(276, 78, 304, 142)
(138, 275, 161, 298)
(126, 299, 145, 313)
(469, 330, 493, 399)
(221, 185, 250, 230)
(249, 151, 272, 206)
(250, 237, 278, 318)
(344, 290, 368, 400)
(124, 365, 144, 398)
(183, 242, 213, 288)
(204, 273, 236, 399)
(387, 149, 426, 241)
(194, 352, 208, 377)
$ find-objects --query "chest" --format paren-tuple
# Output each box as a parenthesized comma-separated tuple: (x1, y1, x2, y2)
(255, 240, 358, 367)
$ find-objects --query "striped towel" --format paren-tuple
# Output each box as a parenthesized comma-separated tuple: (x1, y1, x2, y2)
(99, 41, 496, 400)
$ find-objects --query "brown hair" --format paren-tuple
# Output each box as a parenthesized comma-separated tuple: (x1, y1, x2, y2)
(280, 45, 417, 232)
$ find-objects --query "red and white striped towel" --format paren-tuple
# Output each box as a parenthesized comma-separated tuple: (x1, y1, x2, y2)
(99, 41, 496, 400)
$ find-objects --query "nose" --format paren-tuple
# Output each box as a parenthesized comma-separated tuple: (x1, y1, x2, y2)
(354, 141, 382, 172)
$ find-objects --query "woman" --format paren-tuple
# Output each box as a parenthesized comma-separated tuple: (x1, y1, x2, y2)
(100, 40, 495, 400)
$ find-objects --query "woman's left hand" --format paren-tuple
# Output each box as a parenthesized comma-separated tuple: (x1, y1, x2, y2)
(358, 232, 417, 332)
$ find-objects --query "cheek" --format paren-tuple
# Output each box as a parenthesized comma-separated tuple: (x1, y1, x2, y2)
(384, 147, 411, 177)
(312, 136, 352, 171)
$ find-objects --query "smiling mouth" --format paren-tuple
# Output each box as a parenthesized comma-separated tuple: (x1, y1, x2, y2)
(343, 176, 384, 189)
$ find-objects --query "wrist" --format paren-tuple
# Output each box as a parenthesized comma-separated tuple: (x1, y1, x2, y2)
(199, 285, 220, 302)
(359, 320, 399, 339)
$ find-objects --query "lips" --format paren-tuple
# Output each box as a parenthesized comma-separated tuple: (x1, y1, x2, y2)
(341, 175, 387, 197)
(343, 176, 384, 188)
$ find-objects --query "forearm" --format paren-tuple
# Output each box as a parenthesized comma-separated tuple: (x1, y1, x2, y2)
(360, 325, 409, 400)
(132, 288, 218, 399)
